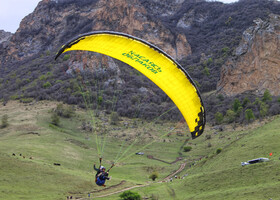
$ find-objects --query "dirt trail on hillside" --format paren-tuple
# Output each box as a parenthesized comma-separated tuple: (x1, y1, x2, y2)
(163, 162, 187, 180)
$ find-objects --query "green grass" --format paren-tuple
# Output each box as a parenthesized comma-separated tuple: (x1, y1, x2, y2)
(0, 101, 280, 199)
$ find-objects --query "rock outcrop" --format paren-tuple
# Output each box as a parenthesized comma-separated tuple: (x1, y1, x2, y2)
(218, 14, 280, 96)
(0, 30, 12, 45)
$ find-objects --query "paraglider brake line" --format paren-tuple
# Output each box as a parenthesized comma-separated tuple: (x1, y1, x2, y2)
(98, 157, 103, 166)
(107, 163, 115, 173)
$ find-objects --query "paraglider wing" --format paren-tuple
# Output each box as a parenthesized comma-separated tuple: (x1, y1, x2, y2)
(55, 31, 205, 139)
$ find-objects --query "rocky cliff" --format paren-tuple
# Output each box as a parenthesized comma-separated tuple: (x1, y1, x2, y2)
(218, 14, 280, 96)
(0, 0, 191, 65)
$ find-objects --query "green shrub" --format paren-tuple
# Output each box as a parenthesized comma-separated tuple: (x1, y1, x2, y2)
(237, 106, 243, 116)
(55, 104, 64, 115)
(10, 95, 19, 100)
(56, 80, 63, 84)
(225, 16, 232, 25)
(63, 54, 70, 61)
(119, 191, 141, 200)
(110, 112, 119, 125)
(20, 98, 34, 103)
(15, 78, 22, 89)
(225, 109, 236, 123)
(55, 103, 74, 118)
(254, 97, 262, 106)
(259, 102, 268, 118)
(184, 146, 192, 152)
(222, 47, 229, 53)
(1, 114, 8, 128)
(233, 98, 241, 112)
(65, 106, 74, 118)
(24, 78, 31, 83)
(97, 95, 103, 105)
(245, 109, 255, 122)
(51, 113, 60, 126)
(207, 57, 213, 64)
(242, 97, 250, 107)
(46, 72, 53, 77)
(217, 94, 224, 101)
(216, 148, 222, 154)
(215, 112, 223, 124)
(39, 75, 46, 81)
(149, 171, 159, 181)
(262, 89, 272, 102)
(203, 67, 210, 76)
(43, 81, 52, 88)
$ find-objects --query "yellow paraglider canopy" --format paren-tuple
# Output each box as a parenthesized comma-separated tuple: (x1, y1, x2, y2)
(55, 31, 205, 139)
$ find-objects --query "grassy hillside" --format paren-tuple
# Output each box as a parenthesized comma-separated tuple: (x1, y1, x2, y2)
(0, 101, 279, 199)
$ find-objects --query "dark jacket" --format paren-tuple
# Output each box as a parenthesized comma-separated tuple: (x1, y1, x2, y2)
(94, 165, 109, 180)
(94, 165, 101, 173)
(98, 172, 110, 180)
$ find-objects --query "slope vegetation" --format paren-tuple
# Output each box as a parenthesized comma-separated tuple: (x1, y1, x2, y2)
(0, 101, 279, 199)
